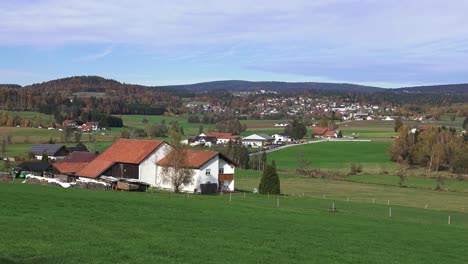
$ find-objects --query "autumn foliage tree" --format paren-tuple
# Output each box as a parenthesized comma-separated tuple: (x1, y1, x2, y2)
(161, 132, 194, 193)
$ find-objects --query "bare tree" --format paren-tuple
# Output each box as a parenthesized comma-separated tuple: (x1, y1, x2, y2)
(161, 132, 194, 193)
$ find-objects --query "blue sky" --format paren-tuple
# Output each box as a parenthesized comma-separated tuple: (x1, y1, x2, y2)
(1, 0, 468, 88)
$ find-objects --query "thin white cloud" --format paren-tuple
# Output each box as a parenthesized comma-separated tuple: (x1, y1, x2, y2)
(76, 45, 114, 62)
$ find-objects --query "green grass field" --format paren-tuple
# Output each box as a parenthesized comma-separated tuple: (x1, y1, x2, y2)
(2, 111, 53, 120)
(235, 169, 468, 212)
(346, 174, 468, 192)
(120, 114, 214, 136)
(267, 141, 396, 171)
(0, 182, 467, 263)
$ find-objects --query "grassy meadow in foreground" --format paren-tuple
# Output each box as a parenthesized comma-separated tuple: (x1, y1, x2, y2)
(0, 182, 467, 264)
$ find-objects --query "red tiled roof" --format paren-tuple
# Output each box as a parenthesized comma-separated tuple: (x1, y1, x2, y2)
(53, 152, 98, 174)
(157, 150, 219, 169)
(324, 130, 336, 137)
(76, 138, 164, 178)
(204, 132, 240, 140)
(312, 127, 328, 135)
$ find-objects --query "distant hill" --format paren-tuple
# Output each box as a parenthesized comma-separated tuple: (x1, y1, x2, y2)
(394, 84, 468, 94)
(161, 80, 385, 93)
(0, 84, 22, 89)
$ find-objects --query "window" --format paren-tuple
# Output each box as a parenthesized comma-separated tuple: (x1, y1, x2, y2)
(219, 168, 224, 174)
(206, 169, 211, 176)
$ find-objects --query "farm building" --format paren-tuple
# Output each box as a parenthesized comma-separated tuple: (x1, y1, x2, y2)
(156, 150, 236, 193)
(241, 134, 274, 148)
(76, 138, 172, 183)
(66, 145, 89, 153)
(189, 132, 240, 147)
(15, 161, 53, 177)
(29, 144, 70, 161)
(271, 133, 294, 144)
(53, 151, 99, 175)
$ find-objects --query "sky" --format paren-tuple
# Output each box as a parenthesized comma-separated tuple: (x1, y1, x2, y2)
(1, 0, 468, 88)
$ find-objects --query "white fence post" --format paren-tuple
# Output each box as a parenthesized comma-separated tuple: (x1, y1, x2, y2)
(389, 207, 392, 217)
(276, 198, 279, 208)
(448, 216, 451, 225)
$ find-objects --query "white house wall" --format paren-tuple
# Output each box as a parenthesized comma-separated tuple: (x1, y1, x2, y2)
(140, 143, 172, 186)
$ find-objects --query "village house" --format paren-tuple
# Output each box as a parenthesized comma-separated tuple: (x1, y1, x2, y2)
(29, 144, 70, 161)
(156, 150, 236, 193)
(311, 127, 339, 139)
(241, 134, 274, 148)
(271, 133, 294, 145)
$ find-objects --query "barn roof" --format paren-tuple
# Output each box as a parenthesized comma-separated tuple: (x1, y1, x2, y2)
(28, 144, 67, 156)
(157, 150, 236, 169)
(203, 132, 240, 140)
(53, 152, 99, 174)
(16, 162, 52, 172)
(312, 127, 328, 136)
(75, 138, 165, 178)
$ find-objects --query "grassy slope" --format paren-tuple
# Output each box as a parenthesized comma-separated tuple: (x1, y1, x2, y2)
(0, 183, 467, 264)
(235, 170, 468, 212)
(267, 141, 396, 171)
(346, 174, 468, 192)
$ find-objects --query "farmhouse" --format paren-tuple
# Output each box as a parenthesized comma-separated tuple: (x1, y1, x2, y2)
(311, 127, 328, 138)
(156, 150, 236, 193)
(311, 127, 339, 139)
(29, 144, 69, 161)
(76, 138, 172, 184)
(241, 134, 274, 148)
(271, 133, 294, 144)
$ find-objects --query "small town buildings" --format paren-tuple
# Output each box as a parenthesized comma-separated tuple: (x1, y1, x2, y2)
(241, 134, 274, 148)
(156, 150, 236, 193)
(29, 144, 70, 161)
(189, 132, 240, 147)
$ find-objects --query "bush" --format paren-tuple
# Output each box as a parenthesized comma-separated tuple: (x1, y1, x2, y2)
(258, 161, 281, 195)
(349, 163, 363, 175)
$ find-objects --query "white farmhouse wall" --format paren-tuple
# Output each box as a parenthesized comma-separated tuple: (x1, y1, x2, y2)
(140, 143, 172, 186)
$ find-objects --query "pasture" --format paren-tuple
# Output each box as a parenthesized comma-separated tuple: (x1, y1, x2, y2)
(0, 182, 467, 264)
(346, 174, 468, 192)
(235, 169, 468, 212)
(266, 141, 396, 172)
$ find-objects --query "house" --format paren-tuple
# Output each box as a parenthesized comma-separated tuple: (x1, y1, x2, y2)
(63, 120, 77, 128)
(29, 144, 70, 161)
(241, 134, 274, 148)
(53, 151, 99, 175)
(189, 132, 240, 147)
(311, 127, 328, 138)
(188, 135, 218, 147)
(156, 150, 236, 193)
(271, 133, 294, 145)
(15, 162, 53, 177)
(75, 138, 172, 184)
(323, 130, 338, 138)
(311, 127, 339, 139)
